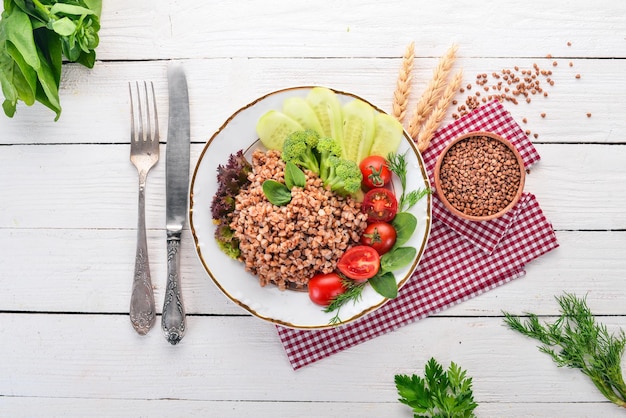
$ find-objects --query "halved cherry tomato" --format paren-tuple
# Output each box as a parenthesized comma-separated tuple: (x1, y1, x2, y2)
(337, 245, 380, 282)
(360, 222, 397, 255)
(361, 188, 398, 222)
(308, 272, 346, 306)
(359, 155, 392, 189)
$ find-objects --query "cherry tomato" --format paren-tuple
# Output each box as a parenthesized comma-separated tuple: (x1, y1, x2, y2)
(308, 273, 346, 306)
(360, 222, 397, 255)
(361, 188, 398, 222)
(337, 245, 380, 282)
(359, 156, 392, 189)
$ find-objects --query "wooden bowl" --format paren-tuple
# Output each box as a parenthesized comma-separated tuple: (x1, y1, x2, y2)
(433, 131, 526, 221)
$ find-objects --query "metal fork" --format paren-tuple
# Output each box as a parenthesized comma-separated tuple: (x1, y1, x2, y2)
(129, 81, 159, 335)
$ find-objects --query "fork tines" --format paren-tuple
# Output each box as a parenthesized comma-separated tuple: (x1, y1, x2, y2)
(129, 81, 159, 144)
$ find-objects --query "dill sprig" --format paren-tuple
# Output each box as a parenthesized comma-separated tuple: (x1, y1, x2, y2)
(386, 151, 432, 212)
(324, 279, 366, 325)
(503, 293, 626, 409)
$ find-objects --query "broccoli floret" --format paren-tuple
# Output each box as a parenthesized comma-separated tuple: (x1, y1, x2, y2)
(281, 129, 320, 174)
(322, 155, 363, 196)
(316, 136, 343, 180)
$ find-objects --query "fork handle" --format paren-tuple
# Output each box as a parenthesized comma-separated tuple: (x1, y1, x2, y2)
(162, 232, 186, 345)
(130, 180, 156, 334)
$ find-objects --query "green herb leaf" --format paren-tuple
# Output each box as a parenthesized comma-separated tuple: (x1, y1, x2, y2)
(6, 41, 37, 100)
(395, 357, 478, 417)
(387, 151, 432, 212)
(324, 279, 366, 325)
(3, 7, 40, 70)
(50, 4, 96, 16)
(0, 0, 101, 119)
(52, 17, 76, 37)
(503, 293, 626, 409)
(391, 212, 417, 247)
(369, 271, 397, 299)
(380, 246, 416, 272)
(284, 161, 306, 189)
(402, 187, 432, 212)
(262, 179, 292, 206)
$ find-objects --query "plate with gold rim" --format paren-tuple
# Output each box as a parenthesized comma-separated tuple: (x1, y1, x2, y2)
(189, 86, 431, 329)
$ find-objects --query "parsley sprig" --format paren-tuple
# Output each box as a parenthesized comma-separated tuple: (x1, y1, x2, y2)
(503, 293, 626, 409)
(395, 357, 478, 418)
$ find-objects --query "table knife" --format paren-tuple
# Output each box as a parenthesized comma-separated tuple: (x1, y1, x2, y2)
(162, 63, 190, 345)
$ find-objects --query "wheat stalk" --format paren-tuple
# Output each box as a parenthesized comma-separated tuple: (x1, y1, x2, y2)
(416, 69, 464, 152)
(407, 44, 458, 139)
(392, 41, 414, 123)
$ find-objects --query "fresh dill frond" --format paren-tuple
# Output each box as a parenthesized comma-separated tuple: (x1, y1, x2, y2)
(387, 151, 432, 212)
(324, 280, 366, 325)
(503, 293, 626, 409)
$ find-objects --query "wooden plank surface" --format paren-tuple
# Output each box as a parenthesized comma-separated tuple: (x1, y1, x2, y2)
(1, 0, 625, 416)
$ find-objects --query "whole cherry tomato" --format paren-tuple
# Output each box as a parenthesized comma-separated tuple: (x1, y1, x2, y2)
(359, 155, 392, 189)
(361, 188, 398, 222)
(360, 222, 397, 255)
(308, 273, 346, 306)
(337, 245, 380, 282)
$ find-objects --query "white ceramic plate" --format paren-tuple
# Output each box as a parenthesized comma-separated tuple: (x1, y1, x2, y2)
(189, 86, 431, 329)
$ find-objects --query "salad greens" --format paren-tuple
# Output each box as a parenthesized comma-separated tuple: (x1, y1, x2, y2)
(0, 0, 102, 120)
(395, 357, 478, 418)
(504, 293, 626, 409)
(211, 150, 252, 259)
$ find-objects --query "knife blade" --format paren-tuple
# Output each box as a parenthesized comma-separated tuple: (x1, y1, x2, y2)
(162, 63, 190, 345)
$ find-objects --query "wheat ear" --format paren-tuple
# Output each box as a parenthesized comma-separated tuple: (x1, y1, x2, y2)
(407, 44, 458, 139)
(392, 41, 414, 123)
(416, 69, 464, 152)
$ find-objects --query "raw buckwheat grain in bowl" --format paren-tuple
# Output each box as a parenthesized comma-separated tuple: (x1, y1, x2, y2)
(230, 149, 368, 290)
(434, 131, 525, 221)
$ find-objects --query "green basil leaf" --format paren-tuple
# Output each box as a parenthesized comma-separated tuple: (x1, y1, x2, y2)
(52, 17, 76, 37)
(381, 246, 417, 272)
(391, 212, 417, 248)
(284, 161, 306, 189)
(369, 271, 398, 299)
(50, 4, 96, 16)
(262, 180, 292, 206)
(4, 8, 40, 70)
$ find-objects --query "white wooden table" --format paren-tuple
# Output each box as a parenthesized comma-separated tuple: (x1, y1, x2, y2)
(1, 1, 625, 416)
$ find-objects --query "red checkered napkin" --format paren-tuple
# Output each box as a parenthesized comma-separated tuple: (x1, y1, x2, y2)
(275, 101, 559, 370)
(277, 193, 558, 369)
(422, 100, 541, 254)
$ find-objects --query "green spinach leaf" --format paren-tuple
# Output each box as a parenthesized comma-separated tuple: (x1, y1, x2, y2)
(369, 271, 398, 299)
(381, 246, 417, 272)
(391, 212, 417, 248)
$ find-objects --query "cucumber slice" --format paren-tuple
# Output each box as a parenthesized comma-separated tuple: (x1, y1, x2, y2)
(256, 110, 303, 150)
(341, 99, 375, 163)
(306, 87, 343, 144)
(282, 97, 324, 136)
(369, 112, 405, 158)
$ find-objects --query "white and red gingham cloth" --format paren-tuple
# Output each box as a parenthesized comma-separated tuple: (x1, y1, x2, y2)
(276, 101, 559, 370)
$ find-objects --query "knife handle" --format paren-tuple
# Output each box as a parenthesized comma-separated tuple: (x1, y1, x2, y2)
(162, 234, 186, 344)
